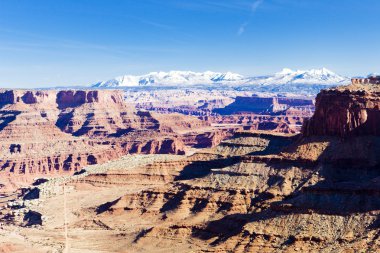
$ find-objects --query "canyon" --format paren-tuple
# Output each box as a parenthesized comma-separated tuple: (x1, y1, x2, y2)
(0, 88, 313, 192)
(1, 0, 377, 252)
(130, 90, 314, 134)
(0, 80, 378, 252)
(0, 89, 235, 192)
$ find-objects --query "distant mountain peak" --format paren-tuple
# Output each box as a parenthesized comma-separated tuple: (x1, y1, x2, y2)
(93, 70, 245, 87)
(92, 68, 350, 88)
(252, 67, 349, 86)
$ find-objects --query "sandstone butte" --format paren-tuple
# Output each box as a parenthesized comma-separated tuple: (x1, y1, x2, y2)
(0, 82, 379, 252)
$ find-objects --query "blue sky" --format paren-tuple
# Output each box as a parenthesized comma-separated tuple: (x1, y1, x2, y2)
(0, 0, 379, 88)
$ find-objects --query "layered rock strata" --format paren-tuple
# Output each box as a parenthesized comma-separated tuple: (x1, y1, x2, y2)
(214, 96, 314, 115)
(1, 83, 379, 252)
(77, 83, 379, 252)
(303, 87, 380, 137)
(0, 90, 231, 182)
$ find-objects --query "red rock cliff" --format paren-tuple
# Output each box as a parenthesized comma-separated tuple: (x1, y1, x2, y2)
(0, 89, 187, 177)
(302, 87, 380, 137)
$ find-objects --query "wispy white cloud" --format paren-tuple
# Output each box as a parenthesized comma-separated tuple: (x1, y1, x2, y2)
(137, 18, 174, 30)
(238, 22, 249, 36)
(237, 0, 264, 35)
(0, 28, 182, 60)
(159, 0, 257, 13)
(251, 0, 264, 11)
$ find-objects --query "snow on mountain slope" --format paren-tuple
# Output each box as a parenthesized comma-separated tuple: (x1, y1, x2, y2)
(247, 68, 349, 85)
(93, 71, 245, 87)
(92, 68, 349, 87)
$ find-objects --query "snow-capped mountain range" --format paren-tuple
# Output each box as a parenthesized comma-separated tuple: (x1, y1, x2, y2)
(92, 68, 350, 88)
(247, 68, 348, 85)
(93, 71, 245, 87)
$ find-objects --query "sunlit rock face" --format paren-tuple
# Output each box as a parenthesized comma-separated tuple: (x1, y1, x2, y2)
(0, 89, 186, 178)
(303, 86, 380, 137)
(1, 83, 380, 252)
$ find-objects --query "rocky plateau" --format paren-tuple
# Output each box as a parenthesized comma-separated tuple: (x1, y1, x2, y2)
(0, 89, 242, 192)
(0, 81, 379, 252)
